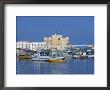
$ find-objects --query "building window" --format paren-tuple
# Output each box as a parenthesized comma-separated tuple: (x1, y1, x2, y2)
(22, 44, 23, 48)
(26, 44, 27, 48)
(28, 44, 30, 48)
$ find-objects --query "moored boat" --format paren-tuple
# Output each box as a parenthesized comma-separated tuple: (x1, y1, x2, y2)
(48, 57, 65, 63)
(32, 50, 50, 61)
(72, 51, 88, 59)
(87, 55, 94, 58)
(73, 55, 88, 59)
(19, 54, 32, 60)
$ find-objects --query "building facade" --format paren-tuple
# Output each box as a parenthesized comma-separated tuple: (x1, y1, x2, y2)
(16, 34, 70, 51)
(16, 41, 46, 50)
(44, 34, 70, 50)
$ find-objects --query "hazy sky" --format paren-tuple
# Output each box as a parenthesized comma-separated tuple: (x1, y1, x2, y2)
(16, 16, 94, 45)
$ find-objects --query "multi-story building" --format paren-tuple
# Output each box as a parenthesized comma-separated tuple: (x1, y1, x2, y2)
(44, 34, 70, 50)
(16, 41, 46, 50)
(16, 34, 70, 51)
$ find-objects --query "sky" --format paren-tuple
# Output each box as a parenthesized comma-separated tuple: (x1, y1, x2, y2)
(16, 16, 94, 45)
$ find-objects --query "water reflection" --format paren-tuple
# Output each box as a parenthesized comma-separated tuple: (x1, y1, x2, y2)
(16, 58, 94, 74)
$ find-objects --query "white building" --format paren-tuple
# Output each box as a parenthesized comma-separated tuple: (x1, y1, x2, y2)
(16, 41, 46, 51)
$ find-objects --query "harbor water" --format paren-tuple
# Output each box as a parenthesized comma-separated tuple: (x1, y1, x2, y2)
(16, 58, 94, 74)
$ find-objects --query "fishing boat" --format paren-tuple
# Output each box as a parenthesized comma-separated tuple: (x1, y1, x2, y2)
(48, 57, 65, 62)
(86, 49, 94, 58)
(19, 54, 32, 60)
(32, 51, 50, 61)
(73, 55, 88, 59)
(72, 52, 88, 59)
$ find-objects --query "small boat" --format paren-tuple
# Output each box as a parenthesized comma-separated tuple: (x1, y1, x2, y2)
(32, 50, 50, 61)
(19, 54, 32, 60)
(72, 51, 88, 59)
(73, 55, 88, 59)
(87, 55, 94, 58)
(48, 57, 65, 63)
(73, 55, 80, 59)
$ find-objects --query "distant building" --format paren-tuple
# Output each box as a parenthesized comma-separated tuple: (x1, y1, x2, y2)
(17, 34, 71, 50)
(16, 41, 46, 50)
(44, 34, 70, 50)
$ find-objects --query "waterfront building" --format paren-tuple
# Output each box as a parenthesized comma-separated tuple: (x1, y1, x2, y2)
(16, 41, 46, 50)
(44, 34, 70, 50)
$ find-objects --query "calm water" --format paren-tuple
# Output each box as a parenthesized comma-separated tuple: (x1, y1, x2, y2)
(16, 58, 94, 74)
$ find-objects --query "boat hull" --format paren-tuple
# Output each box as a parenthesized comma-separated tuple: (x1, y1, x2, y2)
(32, 58, 49, 61)
(48, 60, 64, 63)
(19, 55, 32, 60)
(87, 55, 94, 58)
(48, 57, 65, 62)
(32, 56, 50, 61)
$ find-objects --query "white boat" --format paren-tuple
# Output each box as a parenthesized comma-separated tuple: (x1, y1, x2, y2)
(32, 51, 50, 61)
(87, 55, 94, 58)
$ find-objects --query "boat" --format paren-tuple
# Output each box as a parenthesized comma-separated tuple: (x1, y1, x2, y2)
(87, 55, 94, 58)
(73, 55, 88, 59)
(19, 54, 32, 60)
(48, 57, 65, 62)
(32, 51, 50, 61)
(72, 52, 88, 59)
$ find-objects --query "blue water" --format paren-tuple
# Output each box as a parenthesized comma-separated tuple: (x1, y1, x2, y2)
(16, 58, 94, 74)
